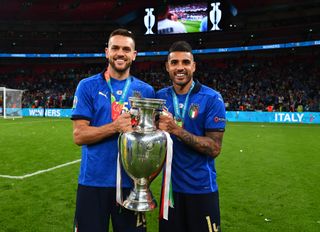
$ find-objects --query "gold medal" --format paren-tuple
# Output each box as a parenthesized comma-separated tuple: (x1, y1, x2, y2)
(175, 118, 183, 127)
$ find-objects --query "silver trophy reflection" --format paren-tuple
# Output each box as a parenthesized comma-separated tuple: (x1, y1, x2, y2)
(118, 97, 167, 211)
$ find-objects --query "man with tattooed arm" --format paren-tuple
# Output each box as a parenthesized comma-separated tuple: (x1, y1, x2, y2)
(156, 41, 226, 232)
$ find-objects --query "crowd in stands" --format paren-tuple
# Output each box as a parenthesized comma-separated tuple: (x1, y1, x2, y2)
(136, 54, 320, 112)
(0, 63, 102, 109)
(1, 53, 319, 112)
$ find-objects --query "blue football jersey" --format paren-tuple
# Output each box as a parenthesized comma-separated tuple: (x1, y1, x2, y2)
(156, 81, 226, 194)
(72, 71, 155, 187)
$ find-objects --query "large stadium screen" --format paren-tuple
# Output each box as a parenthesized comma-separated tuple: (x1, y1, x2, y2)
(143, 1, 224, 35)
(158, 2, 208, 34)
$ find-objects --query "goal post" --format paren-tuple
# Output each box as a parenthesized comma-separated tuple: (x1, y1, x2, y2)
(0, 87, 24, 119)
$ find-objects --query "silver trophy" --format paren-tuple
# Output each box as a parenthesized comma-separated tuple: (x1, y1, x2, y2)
(118, 97, 167, 211)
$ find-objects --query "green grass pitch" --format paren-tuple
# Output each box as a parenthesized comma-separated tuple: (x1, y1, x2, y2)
(0, 118, 319, 231)
(180, 20, 201, 33)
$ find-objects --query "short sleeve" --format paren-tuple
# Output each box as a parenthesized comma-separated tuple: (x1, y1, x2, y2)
(205, 93, 226, 132)
(71, 80, 93, 121)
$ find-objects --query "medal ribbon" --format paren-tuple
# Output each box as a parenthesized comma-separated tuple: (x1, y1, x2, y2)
(116, 149, 123, 206)
(105, 69, 132, 121)
(159, 132, 173, 220)
(172, 81, 195, 127)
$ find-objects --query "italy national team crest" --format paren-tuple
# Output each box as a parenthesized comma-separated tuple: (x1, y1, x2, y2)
(133, 91, 142, 98)
(189, 103, 199, 119)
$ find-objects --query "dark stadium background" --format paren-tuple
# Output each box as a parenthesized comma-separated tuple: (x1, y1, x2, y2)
(0, 0, 319, 111)
(0, 0, 320, 111)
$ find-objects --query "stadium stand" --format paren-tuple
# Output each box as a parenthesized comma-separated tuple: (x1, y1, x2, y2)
(0, 50, 319, 112)
(0, 0, 319, 112)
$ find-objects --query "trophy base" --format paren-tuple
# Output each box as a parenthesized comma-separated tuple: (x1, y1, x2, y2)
(123, 189, 157, 212)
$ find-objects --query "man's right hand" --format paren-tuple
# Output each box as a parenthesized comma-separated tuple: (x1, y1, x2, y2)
(113, 112, 133, 133)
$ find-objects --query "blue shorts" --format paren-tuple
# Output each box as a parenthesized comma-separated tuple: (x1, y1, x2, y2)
(74, 184, 146, 232)
(159, 191, 221, 232)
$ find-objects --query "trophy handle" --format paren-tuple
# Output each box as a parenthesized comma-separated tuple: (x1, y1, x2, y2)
(130, 107, 140, 127)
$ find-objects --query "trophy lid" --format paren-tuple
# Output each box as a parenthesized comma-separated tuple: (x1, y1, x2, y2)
(129, 97, 166, 110)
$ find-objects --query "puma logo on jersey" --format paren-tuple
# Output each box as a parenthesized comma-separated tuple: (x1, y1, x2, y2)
(99, 91, 108, 99)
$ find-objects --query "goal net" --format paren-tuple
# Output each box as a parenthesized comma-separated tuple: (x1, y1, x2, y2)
(0, 87, 24, 119)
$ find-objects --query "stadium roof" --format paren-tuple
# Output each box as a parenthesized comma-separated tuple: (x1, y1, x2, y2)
(0, 0, 316, 21)
(0, 0, 319, 53)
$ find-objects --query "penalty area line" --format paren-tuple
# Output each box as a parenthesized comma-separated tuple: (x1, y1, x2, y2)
(0, 159, 81, 180)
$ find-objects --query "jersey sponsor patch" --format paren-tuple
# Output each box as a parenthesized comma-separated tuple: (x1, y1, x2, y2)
(189, 103, 199, 119)
(214, 116, 226, 123)
(116, 90, 123, 95)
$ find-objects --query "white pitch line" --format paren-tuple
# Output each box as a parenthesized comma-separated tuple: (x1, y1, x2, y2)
(0, 159, 81, 180)
(0, 119, 67, 126)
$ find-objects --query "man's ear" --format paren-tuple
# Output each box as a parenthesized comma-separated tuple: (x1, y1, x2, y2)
(105, 48, 109, 59)
(165, 62, 169, 72)
(132, 50, 137, 61)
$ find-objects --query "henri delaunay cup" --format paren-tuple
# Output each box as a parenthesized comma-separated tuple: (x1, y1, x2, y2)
(118, 97, 167, 212)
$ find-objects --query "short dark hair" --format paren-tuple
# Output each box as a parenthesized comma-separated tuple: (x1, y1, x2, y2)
(107, 28, 135, 47)
(168, 41, 193, 53)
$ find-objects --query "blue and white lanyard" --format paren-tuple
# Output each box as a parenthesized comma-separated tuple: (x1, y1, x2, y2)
(106, 76, 132, 104)
(171, 81, 195, 126)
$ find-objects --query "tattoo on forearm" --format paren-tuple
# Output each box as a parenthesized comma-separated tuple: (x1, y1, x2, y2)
(178, 130, 222, 157)
(211, 135, 223, 157)
(179, 130, 197, 146)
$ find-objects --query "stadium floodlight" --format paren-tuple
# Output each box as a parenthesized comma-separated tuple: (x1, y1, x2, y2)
(0, 87, 24, 119)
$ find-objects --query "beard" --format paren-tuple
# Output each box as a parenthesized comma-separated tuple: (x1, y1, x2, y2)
(173, 75, 192, 87)
(109, 59, 132, 73)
